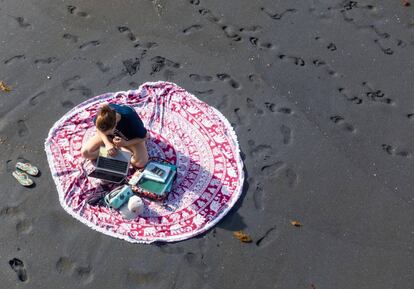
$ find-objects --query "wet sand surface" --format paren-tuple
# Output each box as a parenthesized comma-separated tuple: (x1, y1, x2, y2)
(0, 0, 413, 288)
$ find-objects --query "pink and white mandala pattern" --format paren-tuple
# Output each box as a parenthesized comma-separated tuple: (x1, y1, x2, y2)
(45, 81, 244, 243)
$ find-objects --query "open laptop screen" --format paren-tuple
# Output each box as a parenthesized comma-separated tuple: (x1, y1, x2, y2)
(97, 157, 129, 173)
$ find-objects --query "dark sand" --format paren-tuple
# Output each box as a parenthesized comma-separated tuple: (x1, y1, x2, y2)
(1, 0, 414, 288)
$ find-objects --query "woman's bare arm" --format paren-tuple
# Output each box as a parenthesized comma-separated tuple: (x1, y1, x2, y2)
(96, 129, 113, 147)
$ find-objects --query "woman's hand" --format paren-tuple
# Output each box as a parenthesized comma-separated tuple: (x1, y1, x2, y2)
(113, 136, 128, 148)
(105, 143, 118, 157)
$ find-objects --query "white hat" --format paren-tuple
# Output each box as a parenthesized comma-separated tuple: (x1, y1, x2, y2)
(120, 195, 144, 220)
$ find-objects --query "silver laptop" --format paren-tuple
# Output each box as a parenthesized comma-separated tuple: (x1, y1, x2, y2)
(88, 147, 131, 183)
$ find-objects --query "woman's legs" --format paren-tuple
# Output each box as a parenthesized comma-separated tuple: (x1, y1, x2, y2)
(125, 141, 149, 168)
(80, 133, 104, 160)
(81, 133, 148, 168)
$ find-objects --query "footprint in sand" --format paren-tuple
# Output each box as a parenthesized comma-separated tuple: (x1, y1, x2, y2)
(133, 42, 156, 51)
(118, 26, 137, 42)
(184, 252, 198, 265)
(327, 42, 337, 51)
(138, 42, 158, 50)
(253, 182, 264, 210)
(56, 257, 75, 274)
(362, 82, 394, 105)
(280, 125, 292, 144)
(282, 168, 299, 188)
(17, 120, 29, 137)
(278, 54, 306, 66)
(314, 36, 338, 52)
(4, 55, 26, 65)
(150, 56, 181, 75)
(312, 56, 326, 67)
(69, 86, 92, 97)
(396, 39, 407, 48)
(122, 58, 140, 76)
(1, 207, 32, 235)
(381, 144, 411, 158)
(62, 76, 92, 97)
(61, 100, 75, 109)
(264, 103, 293, 114)
(67, 5, 89, 18)
(362, 25, 390, 39)
(264, 102, 276, 113)
(248, 74, 262, 86)
(183, 24, 203, 35)
(198, 8, 220, 23)
(239, 25, 262, 34)
(75, 266, 93, 283)
(278, 107, 293, 114)
(189, 74, 213, 82)
(220, 25, 242, 42)
(330, 115, 356, 133)
(337, 87, 363, 105)
(194, 89, 214, 95)
(63, 33, 79, 43)
(311, 57, 340, 77)
(216, 73, 241, 89)
(184, 251, 208, 271)
(62, 75, 81, 89)
(34, 57, 58, 65)
(56, 257, 93, 283)
(246, 97, 264, 115)
(0, 206, 24, 218)
(339, 9, 354, 22)
(233, 108, 243, 125)
(16, 219, 33, 235)
(249, 142, 272, 161)
(79, 40, 101, 50)
(373, 39, 394, 55)
(249, 37, 275, 50)
(215, 94, 228, 110)
(73, 56, 87, 61)
(261, 161, 286, 176)
(189, 0, 200, 5)
(261, 162, 298, 188)
(5, 160, 14, 172)
(9, 258, 28, 282)
(184, 239, 209, 272)
(10, 16, 32, 29)
(95, 61, 110, 73)
(256, 227, 280, 247)
(29, 91, 46, 106)
(260, 7, 297, 20)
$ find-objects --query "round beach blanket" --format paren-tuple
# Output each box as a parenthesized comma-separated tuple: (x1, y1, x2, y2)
(44, 81, 244, 243)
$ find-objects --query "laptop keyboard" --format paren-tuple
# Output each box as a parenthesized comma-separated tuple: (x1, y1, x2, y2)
(90, 170, 124, 182)
(99, 158, 128, 173)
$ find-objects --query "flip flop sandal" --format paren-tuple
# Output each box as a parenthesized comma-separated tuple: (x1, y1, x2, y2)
(16, 162, 39, 176)
(12, 170, 33, 187)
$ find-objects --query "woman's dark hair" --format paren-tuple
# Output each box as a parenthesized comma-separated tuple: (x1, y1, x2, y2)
(96, 104, 116, 132)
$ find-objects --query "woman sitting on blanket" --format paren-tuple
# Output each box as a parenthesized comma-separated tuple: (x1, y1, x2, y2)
(81, 103, 149, 168)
